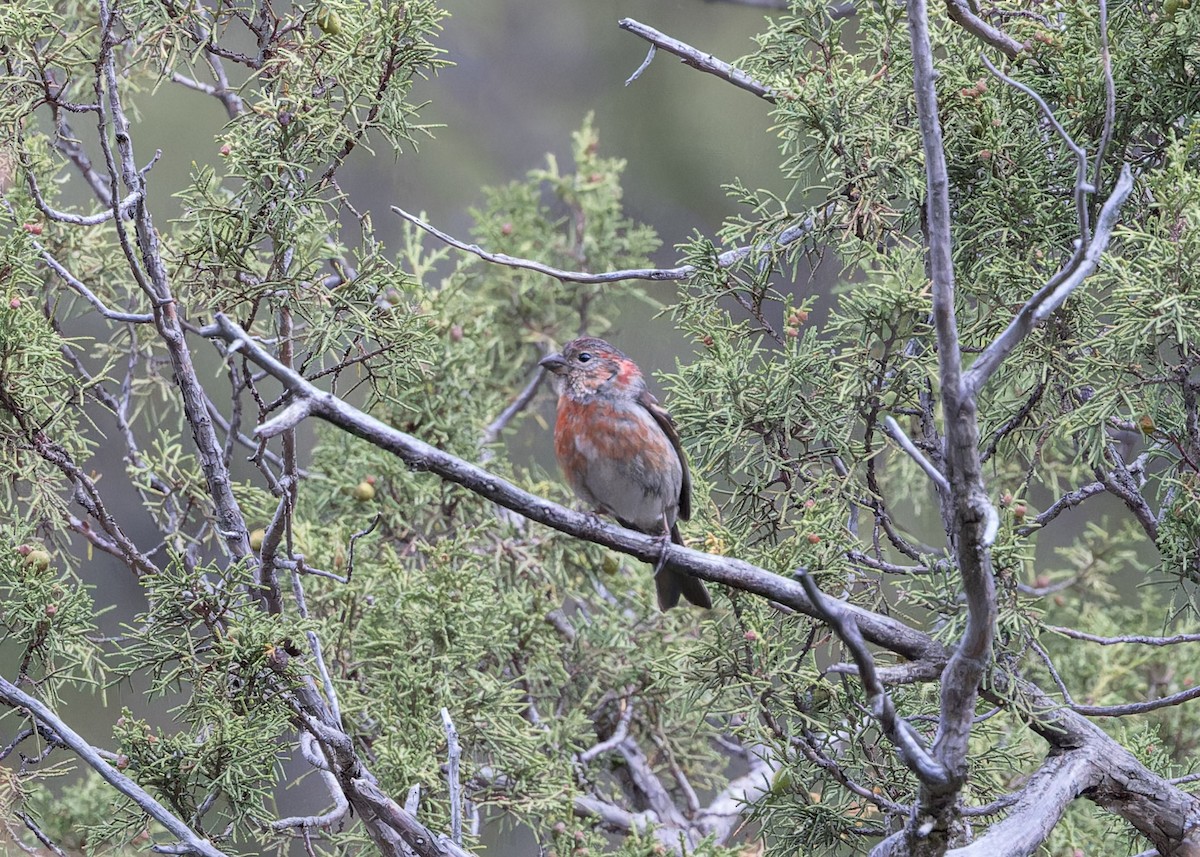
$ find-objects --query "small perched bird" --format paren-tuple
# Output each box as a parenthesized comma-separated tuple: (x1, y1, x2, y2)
(539, 337, 712, 610)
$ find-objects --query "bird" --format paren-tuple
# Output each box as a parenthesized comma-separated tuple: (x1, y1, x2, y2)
(539, 337, 712, 610)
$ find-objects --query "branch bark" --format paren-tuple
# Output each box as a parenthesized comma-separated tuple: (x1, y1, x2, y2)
(203, 312, 1200, 856)
(391, 204, 829, 284)
(907, 0, 997, 849)
(617, 18, 776, 101)
(201, 313, 947, 666)
(0, 679, 227, 857)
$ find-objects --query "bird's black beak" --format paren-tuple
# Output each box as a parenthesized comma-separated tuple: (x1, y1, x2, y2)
(539, 352, 568, 375)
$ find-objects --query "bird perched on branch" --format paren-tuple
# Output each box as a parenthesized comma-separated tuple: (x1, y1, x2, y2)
(539, 337, 712, 610)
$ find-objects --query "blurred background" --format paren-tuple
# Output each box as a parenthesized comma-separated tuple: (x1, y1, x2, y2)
(129, 0, 799, 363)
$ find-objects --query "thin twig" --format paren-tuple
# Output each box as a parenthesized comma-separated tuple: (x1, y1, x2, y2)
(882, 416, 949, 495)
(795, 569, 949, 787)
(3, 197, 153, 323)
(965, 48, 1136, 401)
(271, 765, 349, 831)
(440, 709, 463, 847)
(390, 205, 827, 285)
(1016, 481, 1105, 535)
(17, 812, 68, 857)
(479, 352, 547, 458)
(1045, 627, 1200, 647)
(578, 697, 635, 764)
(617, 18, 776, 102)
(625, 45, 657, 86)
(1091, 0, 1116, 190)
(982, 54, 1092, 248)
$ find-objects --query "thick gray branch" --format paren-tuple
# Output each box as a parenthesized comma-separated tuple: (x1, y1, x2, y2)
(202, 314, 946, 666)
(909, 0, 998, 845)
(97, 0, 252, 563)
(350, 779, 474, 857)
(946, 750, 1099, 857)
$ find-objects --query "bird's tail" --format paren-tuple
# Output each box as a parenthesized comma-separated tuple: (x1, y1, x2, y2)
(655, 523, 713, 611)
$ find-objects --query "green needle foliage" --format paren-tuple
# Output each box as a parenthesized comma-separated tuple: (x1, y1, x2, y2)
(1, 0, 1200, 855)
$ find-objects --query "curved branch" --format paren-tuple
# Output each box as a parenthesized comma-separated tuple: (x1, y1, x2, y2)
(963, 163, 1134, 397)
(943, 0, 1023, 58)
(882, 416, 950, 496)
(390, 205, 827, 285)
(797, 570, 950, 787)
(946, 749, 1099, 857)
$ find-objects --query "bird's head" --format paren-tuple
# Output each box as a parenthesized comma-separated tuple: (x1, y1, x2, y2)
(539, 337, 643, 398)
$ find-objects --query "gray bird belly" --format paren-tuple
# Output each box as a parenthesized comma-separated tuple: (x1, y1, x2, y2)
(571, 410, 681, 532)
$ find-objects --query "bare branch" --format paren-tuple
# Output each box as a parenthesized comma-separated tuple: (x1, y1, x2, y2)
(964, 169, 1134, 396)
(980, 379, 1046, 463)
(201, 313, 949, 666)
(577, 696, 635, 764)
(625, 45, 656, 86)
(982, 55, 1093, 248)
(11, 421, 161, 577)
(573, 794, 654, 833)
(350, 779, 475, 857)
(390, 205, 827, 285)
(910, 0, 1000, 838)
(1072, 685, 1200, 718)
(845, 550, 932, 576)
(945, 749, 1100, 857)
(825, 659, 944, 686)
(1097, 446, 1159, 540)
(0, 678, 227, 857)
(440, 709, 463, 847)
(882, 416, 950, 496)
(796, 570, 950, 788)
(943, 0, 1023, 58)
(96, 0, 254, 562)
(618, 737, 689, 828)
(692, 746, 779, 842)
(1045, 627, 1200, 647)
(479, 352, 547, 458)
(24, 158, 142, 224)
(271, 765, 349, 831)
(1015, 481, 1105, 535)
(18, 812, 68, 857)
(3, 198, 153, 323)
(617, 18, 776, 102)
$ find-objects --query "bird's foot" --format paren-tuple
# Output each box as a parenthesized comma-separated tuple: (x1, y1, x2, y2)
(652, 530, 672, 577)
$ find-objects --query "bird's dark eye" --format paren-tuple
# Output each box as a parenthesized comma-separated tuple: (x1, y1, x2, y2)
(577, 352, 592, 363)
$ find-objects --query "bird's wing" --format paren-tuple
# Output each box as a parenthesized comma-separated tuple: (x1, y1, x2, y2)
(638, 389, 691, 521)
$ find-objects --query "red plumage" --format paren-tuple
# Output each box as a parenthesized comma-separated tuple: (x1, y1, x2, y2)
(540, 337, 711, 610)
